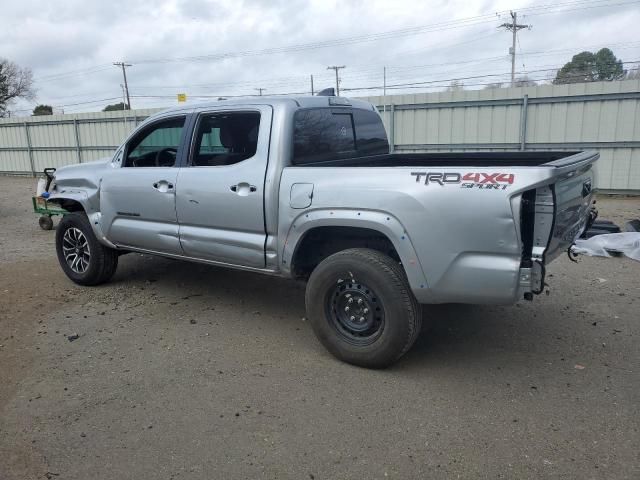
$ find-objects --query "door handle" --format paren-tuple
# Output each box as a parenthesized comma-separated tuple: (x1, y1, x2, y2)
(230, 183, 257, 196)
(153, 180, 174, 192)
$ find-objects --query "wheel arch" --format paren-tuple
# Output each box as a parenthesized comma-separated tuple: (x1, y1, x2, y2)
(283, 209, 429, 291)
(48, 196, 86, 213)
(48, 192, 115, 249)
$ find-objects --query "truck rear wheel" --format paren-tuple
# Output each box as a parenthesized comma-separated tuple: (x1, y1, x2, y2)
(305, 248, 422, 368)
(55, 212, 118, 286)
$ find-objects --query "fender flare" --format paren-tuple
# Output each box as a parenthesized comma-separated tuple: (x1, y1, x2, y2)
(281, 208, 429, 291)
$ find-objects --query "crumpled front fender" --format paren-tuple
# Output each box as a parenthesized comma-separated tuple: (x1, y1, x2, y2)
(47, 158, 116, 248)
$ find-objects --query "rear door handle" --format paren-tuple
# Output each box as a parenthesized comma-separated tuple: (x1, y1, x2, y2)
(153, 180, 174, 192)
(230, 183, 257, 196)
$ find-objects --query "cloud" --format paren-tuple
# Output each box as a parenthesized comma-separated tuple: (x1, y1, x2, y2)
(2, 0, 639, 114)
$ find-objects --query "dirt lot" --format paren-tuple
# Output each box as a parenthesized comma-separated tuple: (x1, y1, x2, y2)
(0, 175, 638, 479)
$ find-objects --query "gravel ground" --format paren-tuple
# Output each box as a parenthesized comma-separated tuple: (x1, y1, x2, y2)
(0, 175, 639, 480)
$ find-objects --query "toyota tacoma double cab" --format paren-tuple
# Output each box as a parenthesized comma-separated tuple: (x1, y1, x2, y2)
(46, 94, 597, 368)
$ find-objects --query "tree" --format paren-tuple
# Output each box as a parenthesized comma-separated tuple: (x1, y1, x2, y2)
(33, 104, 53, 116)
(103, 102, 127, 111)
(514, 76, 537, 87)
(554, 48, 625, 84)
(594, 48, 625, 81)
(0, 59, 35, 117)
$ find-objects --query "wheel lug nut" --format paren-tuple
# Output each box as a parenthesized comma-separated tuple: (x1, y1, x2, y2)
(344, 306, 350, 312)
(363, 308, 369, 314)
(350, 316, 355, 321)
(348, 298, 354, 304)
(357, 298, 363, 305)
(359, 317, 365, 322)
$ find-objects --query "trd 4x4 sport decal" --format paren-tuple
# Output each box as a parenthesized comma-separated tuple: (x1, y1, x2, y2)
(411, 172, 515, 190)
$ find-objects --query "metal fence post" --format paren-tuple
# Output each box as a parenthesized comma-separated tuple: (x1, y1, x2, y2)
(24, 122, 36, 176)
(73, 119, 82, 163)
(389, 104, 395, 153)
(519, 94, 529, 151)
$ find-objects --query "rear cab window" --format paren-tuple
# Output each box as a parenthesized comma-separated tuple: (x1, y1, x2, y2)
(292, 108, 388, 165)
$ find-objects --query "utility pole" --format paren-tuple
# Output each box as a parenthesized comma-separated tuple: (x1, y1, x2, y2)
(310, 74, 314, 95)
(113, 62, 132, 109)
(255, 88, 266, 96)
(383, 66, 387, 97)
(499, 11, 530, 87)
(327, 65, 345, 96)
(383, 67, 387, 115)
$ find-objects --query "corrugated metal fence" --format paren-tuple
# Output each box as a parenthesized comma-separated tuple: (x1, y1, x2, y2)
(367, 79, 640, 193)
(0, 108, 161, 174)
(1, 79, 639, 192)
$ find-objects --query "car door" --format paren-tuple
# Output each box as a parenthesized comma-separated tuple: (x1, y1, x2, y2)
(175, 106, 272, 268)
(100, 115, 189, 255)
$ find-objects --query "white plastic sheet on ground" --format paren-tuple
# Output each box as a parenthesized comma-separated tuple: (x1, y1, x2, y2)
(572, 233, 640, 262)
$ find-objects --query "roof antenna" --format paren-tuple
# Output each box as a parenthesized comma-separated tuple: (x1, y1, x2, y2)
(316, 87, 335, 96)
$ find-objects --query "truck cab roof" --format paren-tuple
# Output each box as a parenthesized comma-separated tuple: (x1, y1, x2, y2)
(156, 95, 377, 118)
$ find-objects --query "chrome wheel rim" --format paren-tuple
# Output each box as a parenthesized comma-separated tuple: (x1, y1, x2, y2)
(62, 227, 91, 274)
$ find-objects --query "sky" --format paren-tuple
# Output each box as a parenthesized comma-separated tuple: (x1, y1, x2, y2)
(2, 0, 640, 115)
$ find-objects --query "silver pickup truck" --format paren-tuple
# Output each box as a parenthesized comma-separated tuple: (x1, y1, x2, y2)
(47, 95, 597, 368)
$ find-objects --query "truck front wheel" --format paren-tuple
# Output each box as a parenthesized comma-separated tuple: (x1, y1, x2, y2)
(55, 212, 118, 286)
(305, 248, 422, 368)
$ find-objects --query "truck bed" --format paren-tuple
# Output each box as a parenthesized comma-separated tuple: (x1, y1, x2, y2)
(295, 151, 581, 168)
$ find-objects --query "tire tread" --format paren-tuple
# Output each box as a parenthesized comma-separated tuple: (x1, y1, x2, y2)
(56, 213, 118, 286)
(305, 248, 422, 368)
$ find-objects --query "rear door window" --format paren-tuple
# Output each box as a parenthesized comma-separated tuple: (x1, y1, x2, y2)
(190, 112, 260, 167)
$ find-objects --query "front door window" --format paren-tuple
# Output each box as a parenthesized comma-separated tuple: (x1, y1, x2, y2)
(124, 117, 185, 167)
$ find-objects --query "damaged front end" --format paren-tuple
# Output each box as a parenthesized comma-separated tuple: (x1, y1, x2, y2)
(47, 157, 111, 212)
(45, 158, 115, 247)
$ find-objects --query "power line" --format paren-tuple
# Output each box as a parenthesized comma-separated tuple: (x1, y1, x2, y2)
(20, 0, 640, 111)
(34, 64, 113, 82)
(39, 55, 639, 111)
(131, 17, 499, 65)
(341, 60, 640, 92)
(26, 59, 638, 114)
(27, 0, 639, 88)
(121, 41, 638, 96)
(51, 97, 122, 108)
(128, 0, 633, 66)
(127, 59, 640, 100)
(522, 0, 640, 17)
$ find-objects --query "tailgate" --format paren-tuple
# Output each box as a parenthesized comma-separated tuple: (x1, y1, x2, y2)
(535, 151, 598, 262)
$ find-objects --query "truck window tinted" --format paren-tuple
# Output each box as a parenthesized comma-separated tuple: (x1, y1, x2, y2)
(191, 112, 260, 167)
(124, 117, 185, 168)
(353, 109, 389, 156)
(293, 108, 388, 165)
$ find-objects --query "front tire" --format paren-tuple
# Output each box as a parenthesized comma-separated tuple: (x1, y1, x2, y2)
(305, 248, 422, 369)
(55, 212, 118, 286)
